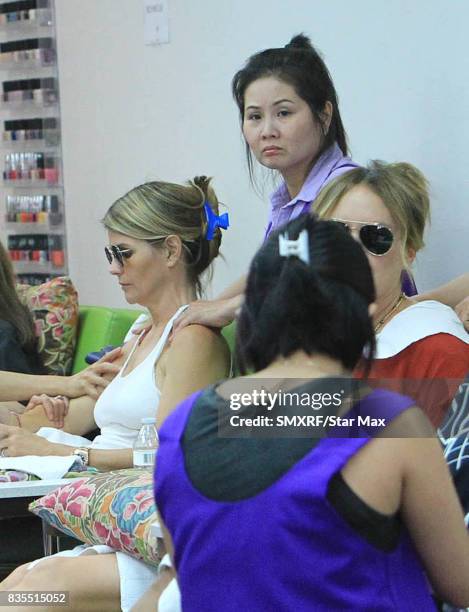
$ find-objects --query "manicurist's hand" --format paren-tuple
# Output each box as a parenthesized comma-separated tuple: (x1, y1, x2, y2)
(24, 394, 69, 429)
(66, 347, 123, 399)
(171, 296, 242, 336)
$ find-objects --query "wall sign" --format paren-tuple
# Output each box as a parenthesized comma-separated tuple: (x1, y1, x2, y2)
(144, 0, 169, 45)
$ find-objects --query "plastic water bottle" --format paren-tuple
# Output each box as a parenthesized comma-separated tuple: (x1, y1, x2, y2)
(133, 417, 159, 470)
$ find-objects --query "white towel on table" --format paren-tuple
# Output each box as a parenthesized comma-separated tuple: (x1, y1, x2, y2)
(0, 427, 92, 479)
(0, 454, 76, 479)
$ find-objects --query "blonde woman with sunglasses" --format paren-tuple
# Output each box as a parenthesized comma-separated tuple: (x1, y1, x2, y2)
(0, 176, 230, 611)
(314, 160, 469, 427)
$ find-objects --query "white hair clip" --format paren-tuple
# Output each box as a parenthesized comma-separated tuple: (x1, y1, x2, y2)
(278, 229, 310, 265)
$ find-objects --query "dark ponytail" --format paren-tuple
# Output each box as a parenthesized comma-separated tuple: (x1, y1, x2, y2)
(285, 33, 313, 51)
(235, 215, 375, 374)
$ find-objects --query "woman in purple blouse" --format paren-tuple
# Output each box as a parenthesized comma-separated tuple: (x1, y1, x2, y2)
(155, 215, 469, 611)
(173, 34, 469, 332)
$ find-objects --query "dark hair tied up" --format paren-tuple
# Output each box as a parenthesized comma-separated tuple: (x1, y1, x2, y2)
(235, 214, 376, 375)
(232, 33, 349, 187)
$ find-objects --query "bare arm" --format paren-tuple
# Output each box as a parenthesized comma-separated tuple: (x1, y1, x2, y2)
(341, 407, 469, 607)
(217, 275, 247, 300)
(399, 436, 469, 607)
(1, 388, 110, 433)
(0, 421, 133, 470)
(156, 325, 230, 429)
(0, 348, 122, 402)
(53, 395, 97, 436)
(0, 371, 77, 402)
(41, 444, 132, 472)
(0, 328, 230, 470)
(417, 273, 469, 309)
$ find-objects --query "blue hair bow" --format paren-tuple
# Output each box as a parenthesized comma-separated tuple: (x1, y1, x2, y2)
(204, 202, 229, 240)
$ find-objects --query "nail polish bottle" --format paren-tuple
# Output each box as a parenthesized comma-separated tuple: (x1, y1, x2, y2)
(18, 119, 26, 141)
(6, 195, 12, 222)
(38, 37, 54, 65)
(4, 154, 10, 181)
(43, 78, 57, 104)
(44, 117, 58, 144)
(3, 121, 11, 142)
(2, 81, 10, 103)
(18, 153, 27, 180)
(1, 41, 9, 63)
(9, 154, 18, 180)
(7, 236, 15, 261)
(49, 235, 64, 268)
(44, 155, 58, 183)
(31, 78, 41, 103)
(37, 152, 45, 180)
(29, 0, 36, 21)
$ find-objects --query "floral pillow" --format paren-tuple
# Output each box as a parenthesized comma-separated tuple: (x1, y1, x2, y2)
(16, 276, 79, 375)
(29, 468, 160, 566)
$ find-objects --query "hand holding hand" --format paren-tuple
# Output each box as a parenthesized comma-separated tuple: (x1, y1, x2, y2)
(24, 394, 69, 429)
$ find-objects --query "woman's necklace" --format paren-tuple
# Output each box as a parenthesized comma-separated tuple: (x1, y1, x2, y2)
(374, 292, 405, 334)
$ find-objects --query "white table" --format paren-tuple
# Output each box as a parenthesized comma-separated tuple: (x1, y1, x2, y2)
(0, 478, 69, 555)
(0, 478, 68, 499)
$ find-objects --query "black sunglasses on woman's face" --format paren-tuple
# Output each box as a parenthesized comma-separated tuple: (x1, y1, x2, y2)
(332, 219, 394, 256)
(104, 245, 133, 267)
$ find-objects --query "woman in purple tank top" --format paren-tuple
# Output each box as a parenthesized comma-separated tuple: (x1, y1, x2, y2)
(154, 215, 469, 611)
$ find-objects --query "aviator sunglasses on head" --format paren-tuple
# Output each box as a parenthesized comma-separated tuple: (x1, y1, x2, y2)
(104, 245, 133, 266)
(332, 219, 394, 256)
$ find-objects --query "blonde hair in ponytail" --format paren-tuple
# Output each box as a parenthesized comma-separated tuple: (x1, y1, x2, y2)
(103, 176, 224, 296)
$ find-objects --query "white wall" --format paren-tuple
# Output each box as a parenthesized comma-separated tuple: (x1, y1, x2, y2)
(54, 0, 469, 307)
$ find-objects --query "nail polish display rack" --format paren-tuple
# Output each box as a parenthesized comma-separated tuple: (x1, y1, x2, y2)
(0, 0, 67, 285)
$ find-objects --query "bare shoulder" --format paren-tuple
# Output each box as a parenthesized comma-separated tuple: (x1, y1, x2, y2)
(341, 406, 440, 515)
(165, 325, 231, 379)
(345, 406, 437, 476)
(171, 324, 230, 357)
(378, 405, 436, 438)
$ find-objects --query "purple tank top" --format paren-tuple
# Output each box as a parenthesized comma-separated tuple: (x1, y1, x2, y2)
(155, 388, 435, 611)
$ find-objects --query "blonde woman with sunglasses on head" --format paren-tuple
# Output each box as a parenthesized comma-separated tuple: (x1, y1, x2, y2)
(314, 160, 469, 427)
(0, 176, 230, 611)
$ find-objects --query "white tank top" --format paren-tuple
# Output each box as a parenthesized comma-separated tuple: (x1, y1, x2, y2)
(91, 305, 187, 449)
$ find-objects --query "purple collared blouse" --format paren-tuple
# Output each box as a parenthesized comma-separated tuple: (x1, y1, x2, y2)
(264, 142, 358, 238)
(264, 143, 417, 296)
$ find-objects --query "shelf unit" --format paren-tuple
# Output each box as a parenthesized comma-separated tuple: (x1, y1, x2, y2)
(0, 0, 67, 285)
